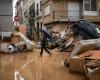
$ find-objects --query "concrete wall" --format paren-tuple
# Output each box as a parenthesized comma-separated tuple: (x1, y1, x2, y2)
(0, 0, 13, 32)
(42, 0, 68, 24)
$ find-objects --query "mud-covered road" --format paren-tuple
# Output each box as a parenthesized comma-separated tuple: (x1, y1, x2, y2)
(0, 49, 85, 80)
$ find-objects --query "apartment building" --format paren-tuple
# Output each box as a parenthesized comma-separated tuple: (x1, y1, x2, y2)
(0, 0, 13, 39)
(34, 0, 42, 41)
(16, 0, 35, 39)
(15, 0, 42, 41)
(15, 0, 23, 24)
(41, 0, 100, 32)
(23, 0, 42, 40)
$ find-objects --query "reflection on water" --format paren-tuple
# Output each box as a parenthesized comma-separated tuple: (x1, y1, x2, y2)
(0, 49, 85, 80)
(14, 71, 25, 80)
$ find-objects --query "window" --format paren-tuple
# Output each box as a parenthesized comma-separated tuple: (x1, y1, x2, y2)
(91, 0, 97, 11)
(37, 3, 39, 16)
(84, 0, 90, 11)
(44, 5, 50, 16)
(84, 0, 97, 16)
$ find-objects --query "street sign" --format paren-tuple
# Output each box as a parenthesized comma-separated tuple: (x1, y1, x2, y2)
(14, 16, 19, 21)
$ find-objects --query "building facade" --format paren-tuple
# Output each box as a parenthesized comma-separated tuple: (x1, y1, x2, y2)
(0, 0, 13, 39)
(15, 0, 42, 41)
(41, 0, 100, 32)
(15, 0, 23, 24)
(28, 0, 35, 40)
(23, 0, 42, 41)
(15, 0, 35, 39)
(34, 0, 43, 41)
(15, 0, 100, 40)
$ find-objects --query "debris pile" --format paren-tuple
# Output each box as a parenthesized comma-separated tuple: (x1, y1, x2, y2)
(64, 39, 100, 80)
(85, 59, 100, 80)
(36, 20, 100, 80)
(47, 20, 100, 52)
(0, 32, 35, 53)
(62, 20, 100, 80)
(39, 20, 100, 80)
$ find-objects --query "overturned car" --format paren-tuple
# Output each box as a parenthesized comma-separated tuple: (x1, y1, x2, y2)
(72, 20, 100, 39)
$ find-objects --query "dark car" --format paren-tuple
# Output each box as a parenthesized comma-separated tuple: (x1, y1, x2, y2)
(72, 20, 100, 39)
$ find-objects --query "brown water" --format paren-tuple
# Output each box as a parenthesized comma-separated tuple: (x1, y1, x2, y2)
(0, 49, 85, 80)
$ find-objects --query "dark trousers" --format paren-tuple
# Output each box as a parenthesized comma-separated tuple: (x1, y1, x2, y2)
(40, 41, 51, 56)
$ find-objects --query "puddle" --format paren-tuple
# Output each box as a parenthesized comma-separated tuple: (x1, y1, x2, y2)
(14, 71, 25, 80)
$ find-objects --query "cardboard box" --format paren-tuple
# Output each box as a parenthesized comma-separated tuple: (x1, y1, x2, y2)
(69, 56, 85, 73)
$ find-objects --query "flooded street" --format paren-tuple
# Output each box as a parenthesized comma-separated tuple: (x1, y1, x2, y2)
(0, 0, 99, 80)
(0, 49, 85, 80)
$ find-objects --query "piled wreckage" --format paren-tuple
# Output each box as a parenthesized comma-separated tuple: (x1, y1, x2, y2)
(63, 20, 100, 80)
(46, 20, 100, 80)
(48, 20, 100, 51)
(0, 32, 35, 53)
(1, 20, 100, 79)
(65, 39, 100, 80)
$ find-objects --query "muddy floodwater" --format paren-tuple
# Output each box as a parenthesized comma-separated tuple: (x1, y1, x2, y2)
(0, 49, 85, 80)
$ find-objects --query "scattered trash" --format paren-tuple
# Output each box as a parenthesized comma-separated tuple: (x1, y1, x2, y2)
(66, 49, 100, 79)
(14, 71, 25, 80)
(60, 30, 66, 39)
(0, 32, 35, 53)
(85, 61, 100, 80)
(58, 37, 74, 52)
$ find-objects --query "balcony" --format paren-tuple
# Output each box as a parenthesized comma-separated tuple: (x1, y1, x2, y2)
(53, 10, 83, 22)
(53, 11, 67, 21)
(43, 10, 83, 24)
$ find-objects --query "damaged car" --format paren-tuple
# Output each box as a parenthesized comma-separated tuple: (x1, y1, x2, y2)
(72, 20, 100, 39)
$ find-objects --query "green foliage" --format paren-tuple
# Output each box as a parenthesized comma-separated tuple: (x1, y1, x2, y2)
(20, 18, 23, 24)
(28, 17, 35, 25)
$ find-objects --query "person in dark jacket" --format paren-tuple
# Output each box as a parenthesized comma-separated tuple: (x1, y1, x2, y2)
(40, 34, 52, 57)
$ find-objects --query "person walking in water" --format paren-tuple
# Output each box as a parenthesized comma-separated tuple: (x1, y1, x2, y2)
(39, 29, 52, 57)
